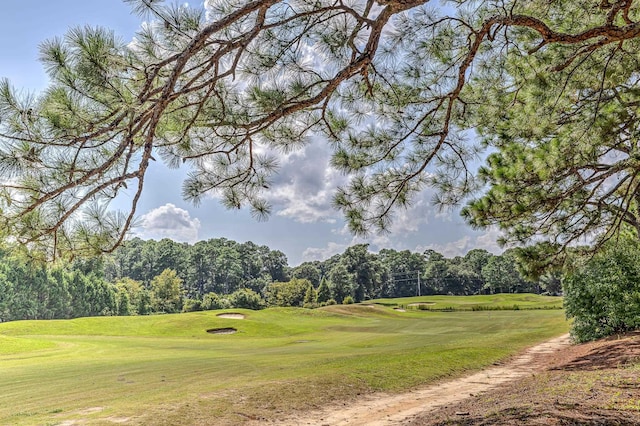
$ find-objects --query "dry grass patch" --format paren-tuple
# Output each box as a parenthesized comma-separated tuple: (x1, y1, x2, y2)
(412, 331, 640, 425)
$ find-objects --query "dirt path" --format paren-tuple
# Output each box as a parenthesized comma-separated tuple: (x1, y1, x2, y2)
(277, 334, 571, 426)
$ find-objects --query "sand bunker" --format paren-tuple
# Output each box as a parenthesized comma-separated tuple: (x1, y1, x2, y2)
(216, 313, 245, 319)
(206, 327, 237, 335)
(393, 308, 406, 312)
(408, 302, 435, 307)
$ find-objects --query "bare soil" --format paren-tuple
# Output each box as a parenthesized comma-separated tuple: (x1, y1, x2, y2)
(414, 331, 640, 426)
(275, 332, 640, 426)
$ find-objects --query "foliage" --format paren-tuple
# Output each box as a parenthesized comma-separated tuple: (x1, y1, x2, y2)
(461, 1, 640, 257)
(2, 0, 638, 259)
(481, 250, 529, 294)
(182, 298, 202, 312)
(303, 283, 317, 308)
(227, 288, 264, 310)
(564, 237, 640, 342)
(106, 237, 288, 298)
(263, 278, 311, 307)
(115, 277, 145, 315)
(342, 295, 355, 305)
(291, 263, 322, 287)
(316, 276, 331, 304)
(201, 292, 230, 311)
(0, 235, 553, 322)
(149, 268, 184, 313)
(328, 262, 353, 304)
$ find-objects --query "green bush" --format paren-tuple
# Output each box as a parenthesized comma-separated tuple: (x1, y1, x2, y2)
(228, 288, 265, 310)
(182, 298, 202, 312)
(202, 292, 230, 310)
(342, 296, 354, 305)
(564, 237, 640, 342)
(263, 279, 311, 307)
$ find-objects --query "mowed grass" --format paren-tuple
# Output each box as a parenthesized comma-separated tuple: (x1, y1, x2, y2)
(0, 295, 568, 425)
(372, 293, 564, 310)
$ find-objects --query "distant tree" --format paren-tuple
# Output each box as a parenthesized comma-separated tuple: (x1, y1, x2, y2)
(115, 277, 144, 315)
(184, 239, 219, 298)
(213, 244, 244, 294)
(328, 263, 353, 304)
(228, 288, 264, 310)
(445, 263, 477, 295)
(116, 290, 132, 316)
(538, 271, 563, 296)
(202, 292, 230, 311)
(156, 239, 187, 278)
(378, 249, 426, 297)
(316, 277, 331, 304)
(264, 278, 311, 307)
(303, 283, 317, 308)
(263, 250, 289, 282)
(460, 249, 491, 294)
(291, 263, 322, 287)
(423, 250, 449, 294)
(0, 262, 12, 322)
(340, 244, 386, 301)
(481, 251, 529, 294)
(150, 269, 184, 313)
(182, 298, 203, 312)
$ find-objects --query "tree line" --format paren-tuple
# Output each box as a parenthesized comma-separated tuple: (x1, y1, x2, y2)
(0, 237, 563, 322)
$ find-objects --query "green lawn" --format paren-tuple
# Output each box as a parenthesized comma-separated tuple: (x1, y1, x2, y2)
(0, 296, 568, 425)
(371, 293, 564, 310)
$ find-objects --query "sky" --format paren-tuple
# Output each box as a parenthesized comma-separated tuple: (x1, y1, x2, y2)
(0, 1, 503, 265)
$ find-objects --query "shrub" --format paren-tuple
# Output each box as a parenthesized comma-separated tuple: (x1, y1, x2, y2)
(263, 278, 311, 307)
(342, 295, 354, 304)
(564, 237, 640, 342)
(228, 288, 265, 310)
(202, 292, 230, 310)
(182, 298, 202, 312)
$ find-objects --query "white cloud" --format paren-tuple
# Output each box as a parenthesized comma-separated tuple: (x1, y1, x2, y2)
(386, 196, 433, 234)
(416, 236, 472, 258)
(266, 137, 347, 224)
(473, 226, 504, 254)
(415, 227, 504, 258)
(302, 241, 349, 262)
(136, 203, 201, 243)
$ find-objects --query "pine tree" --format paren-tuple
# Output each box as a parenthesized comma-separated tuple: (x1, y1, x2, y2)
(317, 277, 331, 304)
(1, 0, 639, 258)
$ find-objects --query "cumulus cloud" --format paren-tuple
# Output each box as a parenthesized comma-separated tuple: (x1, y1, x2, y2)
(265, 137, 348, 224)
(302, 241, 350, 262)
(473, 226, 505, 254)
(136, 203, 201, 243)
(416, 226, 504, 257)
(416, 236, 472, 258)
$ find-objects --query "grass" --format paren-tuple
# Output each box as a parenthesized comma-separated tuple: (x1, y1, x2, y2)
(0, 295, 568, 425)
(371, 293, 564, 311)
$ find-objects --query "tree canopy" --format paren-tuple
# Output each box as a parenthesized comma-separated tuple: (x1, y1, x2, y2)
(1, 0, 639, 257)
(462, 0, 640, 257)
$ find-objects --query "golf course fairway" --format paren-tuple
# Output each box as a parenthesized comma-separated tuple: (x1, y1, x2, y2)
(0, 295, 568, 425)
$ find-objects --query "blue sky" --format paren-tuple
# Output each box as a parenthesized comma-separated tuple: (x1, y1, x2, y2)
(0, 1, 502, 265)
